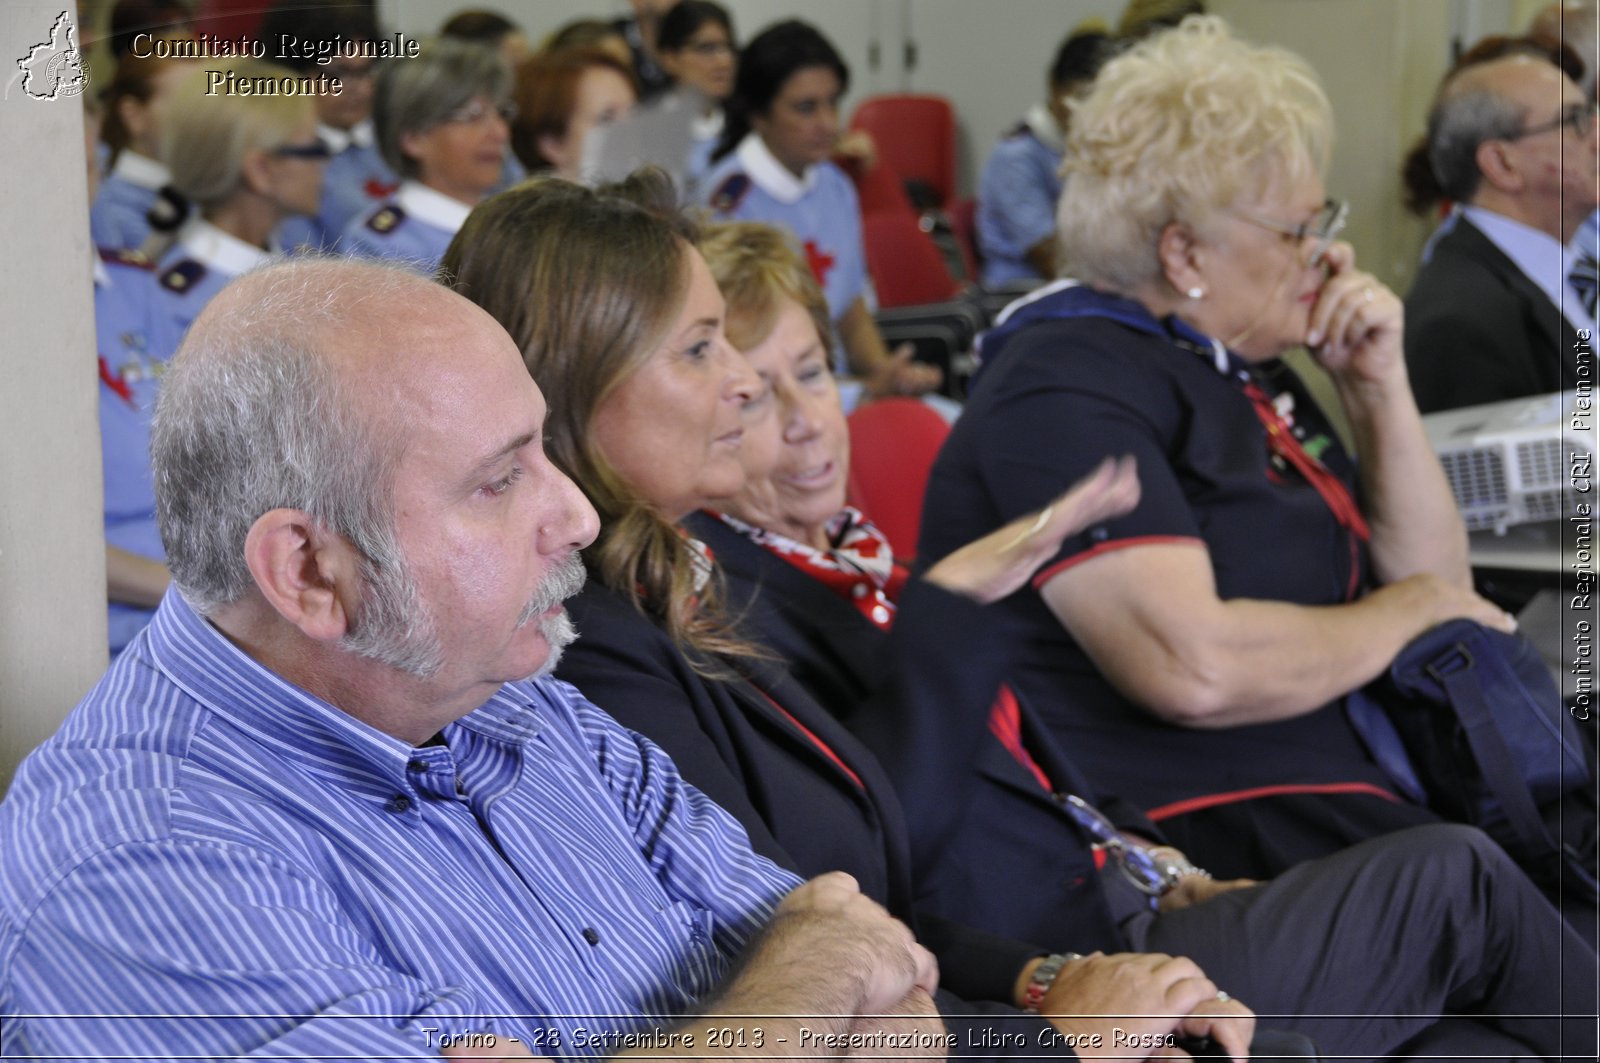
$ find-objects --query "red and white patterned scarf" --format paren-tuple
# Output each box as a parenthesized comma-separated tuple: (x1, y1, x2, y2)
(711, 508, 909, 632)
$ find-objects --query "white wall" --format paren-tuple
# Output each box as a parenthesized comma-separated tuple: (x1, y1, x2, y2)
(0, 2, 110, 791)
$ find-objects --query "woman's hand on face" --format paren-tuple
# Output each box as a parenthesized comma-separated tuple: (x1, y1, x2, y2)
(924, 456, 1140, 605)
(1305, 241, 1406, 388)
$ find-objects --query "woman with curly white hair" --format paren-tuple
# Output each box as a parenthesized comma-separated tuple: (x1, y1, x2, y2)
(920, 17, 1516, 881)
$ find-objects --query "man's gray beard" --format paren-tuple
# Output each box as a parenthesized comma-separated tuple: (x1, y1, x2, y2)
(517, 552, 588, 679)
(345, 550, 588, 681)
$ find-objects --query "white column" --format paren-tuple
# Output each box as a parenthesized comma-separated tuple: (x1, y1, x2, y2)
(0, 2, 109, 791)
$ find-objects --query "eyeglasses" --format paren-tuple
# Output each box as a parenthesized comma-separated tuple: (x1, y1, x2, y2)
(685, 39, 734, 58)
(273, 141, 332, 160)
(1234, 196, 1349, 265)
(1506, 101, 1598, 141)
(445, 99, 518, 126)
(1060, 795, 1165, 903)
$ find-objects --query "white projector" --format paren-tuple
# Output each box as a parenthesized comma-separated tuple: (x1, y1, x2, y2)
(1422, 390, 1595, 534)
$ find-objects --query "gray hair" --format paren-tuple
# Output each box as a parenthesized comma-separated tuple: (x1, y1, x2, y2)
(1425, 81, 1529, 203)
(151, 258, 444, 676)
(373, 38, 513, 179)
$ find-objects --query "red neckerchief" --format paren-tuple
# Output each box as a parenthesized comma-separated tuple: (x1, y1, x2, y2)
(711, 508, 908, 631)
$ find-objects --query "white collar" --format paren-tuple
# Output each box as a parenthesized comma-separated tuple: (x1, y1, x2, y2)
(175, 217, 275, 278)
(396, 180, 473, 233)
(318, 118, 375, 154)
(109, 150, 170, 190)
(735, 133, 817, 205)
(1023, 103, 1064, 154)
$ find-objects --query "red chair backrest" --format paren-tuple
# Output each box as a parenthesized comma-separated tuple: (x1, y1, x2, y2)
(849, 94, 957, 207)
(840, 153, 918, 220)
(861, 211, 962, 308)
(845, 397, 952, 562)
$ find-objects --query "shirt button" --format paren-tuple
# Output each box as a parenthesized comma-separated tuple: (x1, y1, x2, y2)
(384, 794, 412, 814)
(851, 583, 868, 599)
(870, 605, 891, 625)
(406, 759, 427, 774)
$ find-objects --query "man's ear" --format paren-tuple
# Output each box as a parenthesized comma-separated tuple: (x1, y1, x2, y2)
(242, 509, 360, 643)
(1155, 220, 1206, 297)
(1475, 138, 1522, 194)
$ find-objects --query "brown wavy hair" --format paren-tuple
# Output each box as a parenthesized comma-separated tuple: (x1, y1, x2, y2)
(440, 169, 761, 672)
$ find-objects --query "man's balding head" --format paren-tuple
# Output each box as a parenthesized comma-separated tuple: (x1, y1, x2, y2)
(151, 260, 509, 673)
(1426, 54, 1596, 238)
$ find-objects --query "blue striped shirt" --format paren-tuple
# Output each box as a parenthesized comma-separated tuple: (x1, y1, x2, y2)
(1, 591, 800, 1060)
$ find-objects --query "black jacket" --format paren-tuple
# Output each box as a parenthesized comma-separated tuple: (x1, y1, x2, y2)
(687, 511, 1158, 954)
(1404, 216, 1590, 412)
(557, 577, 1058, 1022)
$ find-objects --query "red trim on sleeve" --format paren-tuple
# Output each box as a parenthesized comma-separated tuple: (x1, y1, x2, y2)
(1144, 781, 1404, 822)
(1031, 535, 1206, 590)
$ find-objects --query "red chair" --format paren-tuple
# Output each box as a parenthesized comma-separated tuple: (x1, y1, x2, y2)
(845, 397, 952, 562)
(861, 211, 962, 309)
(849, 94, 958, 208)
(838, 153, 918, 220)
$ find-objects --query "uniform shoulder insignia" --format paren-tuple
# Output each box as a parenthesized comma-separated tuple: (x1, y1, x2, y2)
(710, 173, 751, 214)
(99, 246, 153, 270)
(159, 259, 206, 293)
(367, 204, 405, 234)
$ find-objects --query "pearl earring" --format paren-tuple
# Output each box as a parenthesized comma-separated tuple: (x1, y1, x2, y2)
(1186, 286, 1205, 300)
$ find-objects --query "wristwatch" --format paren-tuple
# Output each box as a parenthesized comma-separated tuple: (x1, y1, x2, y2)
(1148, 846, 1212, 894)
(1022, 952, 1082, 1012)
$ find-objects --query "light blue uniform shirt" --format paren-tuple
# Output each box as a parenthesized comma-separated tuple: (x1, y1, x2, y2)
(94, 250, 184, 654)
(702, 133, 869, 350)
(149, 218, 280, 339)
(976, 106, 1064, 288)
(339, 180, 471, 275)
(0, 590, 799, 1060)
(89, 151, 171, 251)
(278, 120, 398, 251)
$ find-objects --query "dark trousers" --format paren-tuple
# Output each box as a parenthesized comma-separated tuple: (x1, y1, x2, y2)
(1126, 824, 1596, 1062)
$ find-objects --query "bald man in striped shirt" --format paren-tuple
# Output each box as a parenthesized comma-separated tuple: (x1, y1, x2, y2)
(0, 260, 951, 1061)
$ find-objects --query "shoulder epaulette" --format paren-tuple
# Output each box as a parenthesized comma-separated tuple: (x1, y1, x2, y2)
(159, 259, 206, 293)
(366, 204, 405, 234)
(98, 246, 153, 270)
(710, 173, 751, 214)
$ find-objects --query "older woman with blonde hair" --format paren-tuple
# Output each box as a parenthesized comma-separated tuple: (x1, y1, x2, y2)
(920, 16, 1516, 882)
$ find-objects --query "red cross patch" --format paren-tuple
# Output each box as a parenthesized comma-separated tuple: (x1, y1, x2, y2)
(803, 240, 836, 286)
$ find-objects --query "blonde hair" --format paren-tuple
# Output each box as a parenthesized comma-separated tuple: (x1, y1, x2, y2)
(1059, 15, 1332, 291)
(698, 222, 833, 357)
(160, 60, 313, 209)
(442, 170, 762, 671)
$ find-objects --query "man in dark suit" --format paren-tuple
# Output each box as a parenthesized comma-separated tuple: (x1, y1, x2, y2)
(1404, 53, 1598, 412)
